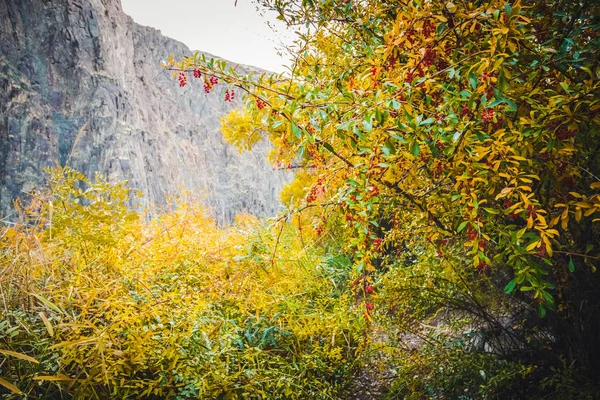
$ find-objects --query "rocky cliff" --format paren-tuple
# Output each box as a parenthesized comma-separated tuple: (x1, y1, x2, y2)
(0, 0, 289, 224)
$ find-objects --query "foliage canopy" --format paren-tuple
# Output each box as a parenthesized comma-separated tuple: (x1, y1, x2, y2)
(171, 0, 600, 396)
(2, 0, 600, 398)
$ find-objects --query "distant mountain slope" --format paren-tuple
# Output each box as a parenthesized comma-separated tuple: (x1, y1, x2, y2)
(0, 0, 289, 223)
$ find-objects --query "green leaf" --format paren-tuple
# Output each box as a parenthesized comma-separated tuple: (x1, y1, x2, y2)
(297, 144, 305, 160)
(322, 141, 335, 154)
(457, 221, 469, 232)
(504, 279, 517, 294)
(505, 98, 518, 112)
(568, 257, 575, 272)
(436, 22, 447, 36)
(410, 140, 420, 157)
(468, 71, 478, 90)
(291, 123, 302, 138)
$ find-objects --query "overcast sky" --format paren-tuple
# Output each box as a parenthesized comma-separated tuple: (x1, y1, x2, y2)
(121, 0, 293, 73)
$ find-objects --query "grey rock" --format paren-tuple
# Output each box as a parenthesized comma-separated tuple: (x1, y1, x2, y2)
(0, 0, 290, 224)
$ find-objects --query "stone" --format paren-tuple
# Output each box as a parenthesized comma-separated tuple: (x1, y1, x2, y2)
(0, 0, 290, 224)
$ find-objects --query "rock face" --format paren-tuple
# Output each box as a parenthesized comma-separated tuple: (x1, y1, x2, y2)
(0, 0, 289, 224)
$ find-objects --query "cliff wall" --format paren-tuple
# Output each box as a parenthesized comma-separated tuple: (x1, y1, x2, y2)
(0, 0, 289, 223)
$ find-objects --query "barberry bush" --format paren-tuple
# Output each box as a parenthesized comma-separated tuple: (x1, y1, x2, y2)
(169, 0, 600, 396)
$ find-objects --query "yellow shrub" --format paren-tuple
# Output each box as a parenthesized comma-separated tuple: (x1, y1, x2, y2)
(0, 167, 361, 399)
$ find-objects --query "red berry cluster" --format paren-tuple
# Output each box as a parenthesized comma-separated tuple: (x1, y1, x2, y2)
(537, 246, 548, 258)
(480, 72, 497, 100)
(476, 260, 489, 272)
(461, 105, 470, 116)
(422, 19, 435, 37)
(365, 285, 375, 294)
(178, 72, 187, 87)
(367, 185, 380, 198)
(481, 109, 495, 124)
(556, 127, 576, 141)
(373, 237, 383, 251)
(203, 76, 219, 94)
(256, 98, 267, 110)
(467, 225, 478, 240)
(306, 178, 325, 203)
(436, 140, 448, 149)
(423, 47, 437, 68)
(224, 89, 235, 102)
(193, 69, 202, 79)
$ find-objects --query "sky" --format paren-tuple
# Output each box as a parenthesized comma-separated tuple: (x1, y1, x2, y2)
(121, 0, 294, 73)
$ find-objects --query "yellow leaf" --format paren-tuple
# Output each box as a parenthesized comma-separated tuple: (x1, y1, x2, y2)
(519, 191, 531, 205)
(526, 240, 539, 251)
(537, 214, 547, 226)
(0, 377, 22, 395)
(591, 182, 600, 189)
(0, 349, 39, 364)
(33, 374, 75, 382)
(49, 337, 96, 350)
(527, 215, 534, 229)
(30, 293, 63, 314)
(39, 312, 54, 337)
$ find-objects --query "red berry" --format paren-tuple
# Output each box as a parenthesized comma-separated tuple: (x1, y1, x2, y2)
(373, 237, 383, 250)
(365, 285, 375, 294)
(365, 302, 375, 311)
(178, 72, 187, 87)
(481, 109, 495, 124)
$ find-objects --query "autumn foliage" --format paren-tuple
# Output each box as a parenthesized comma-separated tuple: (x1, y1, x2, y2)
(0, 168, 362, 398)
(2, 0, 600, 398)
(170, 0, 600, 396)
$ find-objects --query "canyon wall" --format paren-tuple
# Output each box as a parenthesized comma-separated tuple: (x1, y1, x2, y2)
(0, 0, 289, 224)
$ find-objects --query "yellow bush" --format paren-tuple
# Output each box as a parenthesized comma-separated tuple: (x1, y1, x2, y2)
(0, 167, 362, 399)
